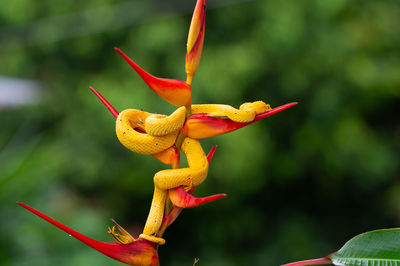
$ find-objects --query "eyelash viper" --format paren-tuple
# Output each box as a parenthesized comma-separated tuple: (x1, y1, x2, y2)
(115, 101, 270, 244)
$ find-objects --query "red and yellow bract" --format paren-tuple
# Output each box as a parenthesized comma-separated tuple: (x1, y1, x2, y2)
(19, 0, 297, 265)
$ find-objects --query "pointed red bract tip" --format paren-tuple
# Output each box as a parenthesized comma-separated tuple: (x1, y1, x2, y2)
(183, 102, 298, 139)
(186, 0, 207, 53)
(169, 186, 227, 208)
(158, 205, 183, 236)
(253, 102, 298, 122)
(114, 48, 191, 107)
(281, 257, 332, 266)
(90, 87, 119, 118)
(160, 145, 218, 232)
(207, 145, 218, 163)
(17, 202, 159, 266)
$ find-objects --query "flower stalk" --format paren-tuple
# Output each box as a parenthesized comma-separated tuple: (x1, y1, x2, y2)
(19, 0, 297, 264)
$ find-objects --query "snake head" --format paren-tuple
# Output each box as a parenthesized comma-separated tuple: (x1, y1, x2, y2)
(114, 48, 191, 107)
(182, 102, 298, 139)
(18, 202, 159, 266)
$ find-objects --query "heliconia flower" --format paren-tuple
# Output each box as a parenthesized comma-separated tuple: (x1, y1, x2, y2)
(157, 145, 220, 237)
(90, 86, 119, 118)
(108, 219, 135, 244)
(169, 186, 226, 208)
(167, 145, 227, 208)
(114, 48, 191, 107)
(152, 146, 180, 168)
(206, 144, 218, 162)
(158, 205, 183, 237)
(182, 102, 298, 139)
(17, 202, 159, 266)
(185, 0, 206, 85)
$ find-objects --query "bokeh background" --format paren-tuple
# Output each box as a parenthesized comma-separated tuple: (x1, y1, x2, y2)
(1, 0, 399, 265)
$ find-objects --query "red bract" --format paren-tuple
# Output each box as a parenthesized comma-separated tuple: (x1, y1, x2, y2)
(185, 0, 206, 84)
(20, 0, 297, 264)
(169, 186, 227, 208)
(115, 48, 191, 107)
(17, 203, 159, 266)
(90, 86, 119, 118)
(152, 146, 181, 168)
(183, 102, 298, 139)
(168, 145, 227, 208)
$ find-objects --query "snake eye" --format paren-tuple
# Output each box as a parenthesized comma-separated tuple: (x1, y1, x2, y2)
(127, 115, 147, 134)
(90, 86, 119, 118)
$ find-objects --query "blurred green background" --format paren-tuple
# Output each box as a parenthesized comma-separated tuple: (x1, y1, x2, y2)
(0, 0, 399, 265)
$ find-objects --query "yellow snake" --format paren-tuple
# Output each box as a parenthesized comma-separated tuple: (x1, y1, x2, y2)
(115, 101, 268, 244)
(140, 138, 208, 244)
(191, 101, 270, 122)
(116, 102, 269, 154)
(116, 107, 185, 154)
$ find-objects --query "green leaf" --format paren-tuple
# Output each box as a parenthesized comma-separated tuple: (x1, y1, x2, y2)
(330, 228, 400, 266)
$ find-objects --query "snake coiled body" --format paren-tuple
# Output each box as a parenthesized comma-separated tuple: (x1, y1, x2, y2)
(115, 101, 268, 244)
(145, 107, 186, 136)
(116, 102, 269, 155)
(154, 137, 208, 190)
(141, 138, 208, 244)
(116, 109, 184, 155)
(191, 101, 270, 122)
